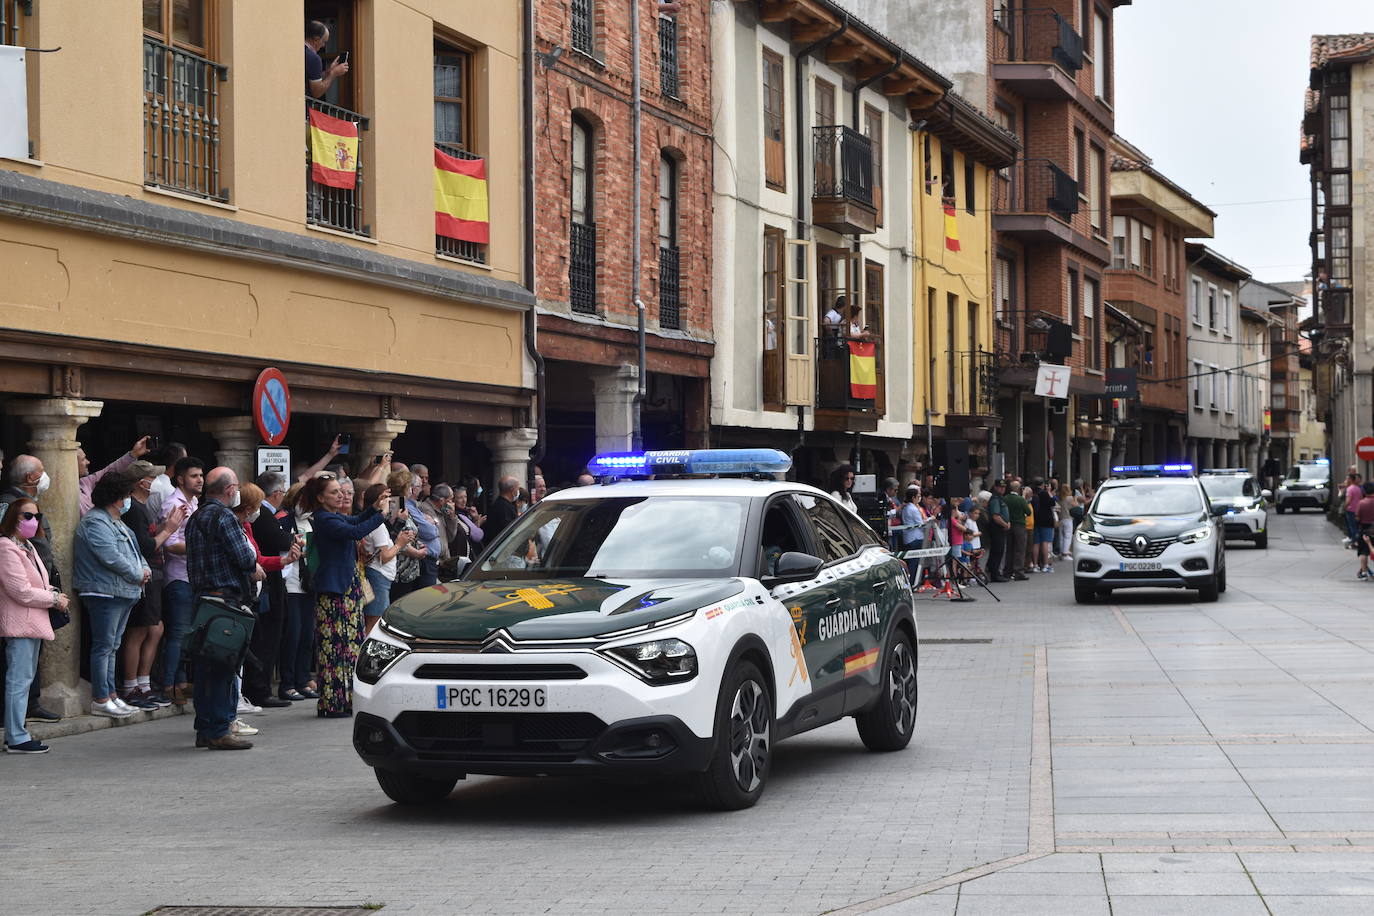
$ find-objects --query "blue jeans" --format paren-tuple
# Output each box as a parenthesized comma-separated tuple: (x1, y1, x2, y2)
(85, 595, 136, 701)
(363, 567, 393, 617)
(279, 591, 315, 691)
(192, 656, 236, 739)
(4, 637, 41, 747)
(1347, 510, 1360, 542)
(160, 579, 194, 688)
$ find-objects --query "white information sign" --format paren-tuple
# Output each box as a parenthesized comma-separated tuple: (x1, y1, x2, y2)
(256, 446, 291, 478)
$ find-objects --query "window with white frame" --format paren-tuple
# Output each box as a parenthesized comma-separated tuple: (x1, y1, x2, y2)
(1190, 278, 1203, 325)
(1221, 289, 1233, 336)
(1224, 371, 1233, 413)
(1192, 360, 1203, 407)
(1208, 364, 1218, 409)
(1207, 284, 1218, 330)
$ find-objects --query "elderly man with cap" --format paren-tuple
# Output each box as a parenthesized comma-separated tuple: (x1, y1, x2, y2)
(118, 459, 188, 708)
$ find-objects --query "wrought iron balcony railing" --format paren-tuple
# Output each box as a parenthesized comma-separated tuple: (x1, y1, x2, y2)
(993, 158, 1079, 222)
(306, 97, 370, 236)
(569, 221, 597, 314)
(658, 245, 680, 329)
(992, 6, 1084, 73)
(812, 125, 874, 207)
(143, 38, 228, 201)
(435, 142, 487, 264)
(816, 332, 883, 412)
(949, 350, 1001, 418)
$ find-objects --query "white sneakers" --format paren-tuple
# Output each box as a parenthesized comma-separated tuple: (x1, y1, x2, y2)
(91, 698, 135, 719)
(236, 696, 263, 716)
(231, 719, 259, 736)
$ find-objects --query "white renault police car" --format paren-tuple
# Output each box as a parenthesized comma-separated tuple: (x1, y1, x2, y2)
(1275, 458, 1331, 513)
(1199, 468, 1270, 548)
(1072, 464, 1227, 603)
(353, 449, 918, 810)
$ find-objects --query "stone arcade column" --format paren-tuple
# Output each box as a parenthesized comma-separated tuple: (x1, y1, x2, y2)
(201, 416, 260, 483)
(478, 427, 539, 491)
(590, 365, 639, 454)
(340, 419, 409, 474)
(13, 398, 105, 716)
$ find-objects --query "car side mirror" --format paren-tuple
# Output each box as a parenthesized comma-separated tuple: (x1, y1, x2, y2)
(438, 555, 471, 582)
(1260, 489, 1272, 501)
(1210, 504, 1228, 517)
(765, 551, 824, 585)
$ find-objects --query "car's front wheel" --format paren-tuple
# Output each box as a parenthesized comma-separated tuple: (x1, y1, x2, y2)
(694, 660, 771, 811)
(1198, 577, 1220, 602)
(1254, 531, 1268, 549)
(856, 630, 917, 751)
(1074, 580, 1098, 604)
(375, 768, 458, 805)
(1276, 503, 1285, 514)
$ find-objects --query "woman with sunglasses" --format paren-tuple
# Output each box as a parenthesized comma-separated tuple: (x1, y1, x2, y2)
(0, 500, 67, 753)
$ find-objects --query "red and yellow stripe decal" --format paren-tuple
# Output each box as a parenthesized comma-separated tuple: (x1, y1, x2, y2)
(844, 647, 880, 677)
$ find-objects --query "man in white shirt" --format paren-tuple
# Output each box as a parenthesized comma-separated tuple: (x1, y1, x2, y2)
(147, 442, 188, 520)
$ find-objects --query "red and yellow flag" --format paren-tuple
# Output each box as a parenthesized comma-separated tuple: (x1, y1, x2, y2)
(434, 148, 490, 244)
(844, 647, 880, 678)
(308, 109, 359, 189)
(943, 204, 961, 252)
(848, 340, 877, 400)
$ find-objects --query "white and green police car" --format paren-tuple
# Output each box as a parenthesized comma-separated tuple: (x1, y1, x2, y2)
(1199, 468, 1270, 548)
(1274, 458, 1331, 513)
(353, 449, 918, 810)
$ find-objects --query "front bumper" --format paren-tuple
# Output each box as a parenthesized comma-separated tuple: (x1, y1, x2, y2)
(1221, 509, 1265, 539)
(1277, 488, 1328, 508)
(1073, 539, 1215, 591)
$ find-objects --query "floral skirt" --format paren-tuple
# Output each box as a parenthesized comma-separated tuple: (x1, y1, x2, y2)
(315, 569, 365, 715)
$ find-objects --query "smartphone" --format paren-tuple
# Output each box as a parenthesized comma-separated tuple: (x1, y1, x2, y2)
(145, 434, 160, 451)
(373, 454, 384, 465)
(337, 432, 352, 455)
(337, 50, 349, 66)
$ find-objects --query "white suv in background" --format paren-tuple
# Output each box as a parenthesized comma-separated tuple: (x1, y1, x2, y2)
(1199, 469, 1270, 549)
(1275, 459, 1331, 513)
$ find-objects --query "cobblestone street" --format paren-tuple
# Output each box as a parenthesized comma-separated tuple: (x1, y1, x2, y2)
(9, 512, 1374, 915)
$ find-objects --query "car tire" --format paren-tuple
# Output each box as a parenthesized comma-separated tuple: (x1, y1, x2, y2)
(374, 768, 458, 805)
(1254, 531, 1268, 549)
(856, 630, 918, 752)
(694, 660, 771, 811)
(1073, 581, 1097, 604)
(1198, 578, 1220, 602)
(1275, 504, 1285, 514)
(1218, 565, 1227, 593)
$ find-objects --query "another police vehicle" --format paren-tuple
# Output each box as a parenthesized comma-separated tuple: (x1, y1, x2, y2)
(1274, 458, 1331, 513)
(1199, 468, 1271, 548)
(1072, 464, 1227, 603)
(352, 449, 918, 810)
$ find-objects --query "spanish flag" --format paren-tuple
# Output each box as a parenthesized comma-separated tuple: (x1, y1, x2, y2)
(308, 109, 359, 189)
(434, 148, 490, 244)
(848, 340, 877, 400)
(943, 204, 961, 252)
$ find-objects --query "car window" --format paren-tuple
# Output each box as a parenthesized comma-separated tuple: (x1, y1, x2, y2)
(1291, 465, 1328, 481)
(1201, 477, 1245, 499)
(792, 493, 857, 563)
(1092, 483, 1203, 516)
(1243, 479, 1256, 497)
(758, 499, 809, 577)
(846, 513, 885, 549)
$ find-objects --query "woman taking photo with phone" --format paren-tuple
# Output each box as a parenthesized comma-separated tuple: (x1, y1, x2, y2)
(0, 499, 67, 753)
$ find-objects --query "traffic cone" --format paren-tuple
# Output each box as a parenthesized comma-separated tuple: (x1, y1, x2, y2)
(937, 577, 959, 599)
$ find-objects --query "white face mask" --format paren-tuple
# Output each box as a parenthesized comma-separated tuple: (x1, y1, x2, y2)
(34, 471, 50, 496)
(230, 489, 241, 508)
(247, 509, 261, 523)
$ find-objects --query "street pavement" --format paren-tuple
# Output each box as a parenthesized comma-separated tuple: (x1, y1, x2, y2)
(7, 510, 1374, 915)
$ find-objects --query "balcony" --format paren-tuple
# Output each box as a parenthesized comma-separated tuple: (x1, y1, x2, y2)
(143, 38, 228, 201)
(993, 158, 1078, 243)
(569, 221, 597, 314)
(1321, 287, 1352, 334)
(306, 97, 370, 237)
(658, 245, 681, 329)
(815, 332, 883, 432)
(435, 142, 487, 264)
(812, 125, 876, 236)
(944, 350, 1002, 428)
(991, 6, 1084, 100)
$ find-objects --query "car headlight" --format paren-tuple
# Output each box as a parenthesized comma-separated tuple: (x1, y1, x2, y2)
(356, 638, 409, 684)
(603, 637, 698, 685)
(1179, 526, 1212, 544)
(1076, 529, 1104, 546)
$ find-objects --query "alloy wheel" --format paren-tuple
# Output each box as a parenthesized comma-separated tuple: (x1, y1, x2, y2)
(888, 642, 917, 735)
(728, 679, 770, 792)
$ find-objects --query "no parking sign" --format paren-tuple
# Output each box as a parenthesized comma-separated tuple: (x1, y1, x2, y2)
(252, 368, 291, 446)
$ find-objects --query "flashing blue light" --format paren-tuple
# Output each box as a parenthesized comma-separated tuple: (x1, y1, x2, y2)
(587, 448, 793, 478)
(1315, 458, 1331, 466)
(1111, 463, 1194, 476)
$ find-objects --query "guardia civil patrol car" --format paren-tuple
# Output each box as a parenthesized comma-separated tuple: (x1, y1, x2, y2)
(1198, 468, 1270, 548)
(1072, 464, 1227, 604)
(352, 449, 918, 810)
(1274, 458, 1331, 513)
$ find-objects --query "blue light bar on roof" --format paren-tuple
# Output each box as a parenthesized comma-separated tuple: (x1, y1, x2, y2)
(1315, 458, 1330, 465)
(1111, 463, 1195, 476)
(587, 448, 792, 478)
(1201, 468, 1250, 475)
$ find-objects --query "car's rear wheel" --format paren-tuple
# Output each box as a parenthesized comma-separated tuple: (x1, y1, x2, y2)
(1074, 581, 1097, 604)
(695, 660, 771, 811)
(856, 630, 917, 752)
(375, 768, 458, 805)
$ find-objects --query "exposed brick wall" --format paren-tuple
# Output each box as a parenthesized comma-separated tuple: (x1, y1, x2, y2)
(533, 0, 713, 358)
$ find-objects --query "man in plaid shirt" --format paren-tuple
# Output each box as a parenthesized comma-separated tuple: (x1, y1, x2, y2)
(186, 467, 263, 750)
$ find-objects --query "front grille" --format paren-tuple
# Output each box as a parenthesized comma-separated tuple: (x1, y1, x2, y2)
(394, 711, 607, 762)
(1104, 536, 1177, 559)
(1102, 570, 1185, 581)
(1223, 523, 1253, 537)
(413, 663, 587, 680)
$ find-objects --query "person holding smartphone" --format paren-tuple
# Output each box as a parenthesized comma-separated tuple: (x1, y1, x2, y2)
(305, 21, 350, 99)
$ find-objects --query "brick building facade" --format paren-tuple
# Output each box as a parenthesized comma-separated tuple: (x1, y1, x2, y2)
(532, 0, 714, 482)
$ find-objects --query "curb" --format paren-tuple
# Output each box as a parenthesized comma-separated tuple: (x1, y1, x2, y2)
(27, 703, 193, 741)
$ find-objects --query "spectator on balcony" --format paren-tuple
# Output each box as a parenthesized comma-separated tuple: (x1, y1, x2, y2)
(305, 21, 349, 100)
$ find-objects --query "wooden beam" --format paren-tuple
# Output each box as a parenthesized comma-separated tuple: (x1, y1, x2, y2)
(882, 77, 921, 96)
(759, 0, 801, 23)
(824, 42, 864, 64)
(791, 20, 840, 43)
(855, 59, 899, 82)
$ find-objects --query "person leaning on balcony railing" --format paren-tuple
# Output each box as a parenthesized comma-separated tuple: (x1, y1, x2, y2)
(305, 20, 350, 99)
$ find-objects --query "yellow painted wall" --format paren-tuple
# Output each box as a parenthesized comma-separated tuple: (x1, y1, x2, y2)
(9, 0, 521, 284)
(910, 133, 996, 427)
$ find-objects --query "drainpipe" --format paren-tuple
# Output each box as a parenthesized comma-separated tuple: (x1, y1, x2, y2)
(631, 0, 645, 450)
(522, 0, 546, 480)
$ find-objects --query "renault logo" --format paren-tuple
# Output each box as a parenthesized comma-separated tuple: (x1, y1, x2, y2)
(1132, 535, 1149, 554)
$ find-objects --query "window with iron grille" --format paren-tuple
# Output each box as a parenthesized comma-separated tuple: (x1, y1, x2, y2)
(569, 115, 596, 313)
(434, 39, 485, 263)
(571, 0, 594, 56)
(658, 153, 680, 329)
(658, 14, 679, 99)
(143, 1, 229, 201)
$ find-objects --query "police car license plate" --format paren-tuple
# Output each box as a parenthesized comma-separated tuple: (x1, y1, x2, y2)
(434, 685, 548, 711)
(1119, 561, 1163, 571)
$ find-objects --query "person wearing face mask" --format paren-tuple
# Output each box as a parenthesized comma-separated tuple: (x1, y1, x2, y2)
(0, 455, 62, 725)
(233, 482, 302, 717)
(74, 473, 151, 719)
(0, 498, 68, 753)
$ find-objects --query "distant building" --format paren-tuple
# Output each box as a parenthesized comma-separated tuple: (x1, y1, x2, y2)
(1238, 280, 1306, 473)
(1184, 246, 1251, 470)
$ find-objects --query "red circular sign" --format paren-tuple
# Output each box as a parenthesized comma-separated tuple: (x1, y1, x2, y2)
(1358, 437, 1374, 462)
(252, 368, 291, 447)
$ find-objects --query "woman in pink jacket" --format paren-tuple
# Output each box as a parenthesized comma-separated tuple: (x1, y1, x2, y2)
(1, 497, 68, 753)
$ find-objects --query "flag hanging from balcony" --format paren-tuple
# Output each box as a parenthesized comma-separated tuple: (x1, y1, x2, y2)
(434, 148, 490, 244)
(848, 340, 877, 400)
(943, 204, 961, 252)
(308, 109, 359, 189)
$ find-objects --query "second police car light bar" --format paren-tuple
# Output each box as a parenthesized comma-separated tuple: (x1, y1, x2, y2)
(1110, 463, 1195, 476)
(587, 448, 793, 478)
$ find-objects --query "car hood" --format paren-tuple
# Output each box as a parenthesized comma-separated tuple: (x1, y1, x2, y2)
(380, 577, 748, 642)
(1088, 514, 1207, 538)
(1208, 497, 1259, 510)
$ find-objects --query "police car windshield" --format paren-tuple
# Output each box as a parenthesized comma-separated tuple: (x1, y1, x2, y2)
(1289, 465, 1328, 481)
(1093, 483, 1203, 516)
(473, 496, 749, 580)
(1201, 477, 1246, 499)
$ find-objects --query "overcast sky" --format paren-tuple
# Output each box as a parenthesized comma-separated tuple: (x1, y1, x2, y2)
(1115, 0, 1370, 285)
